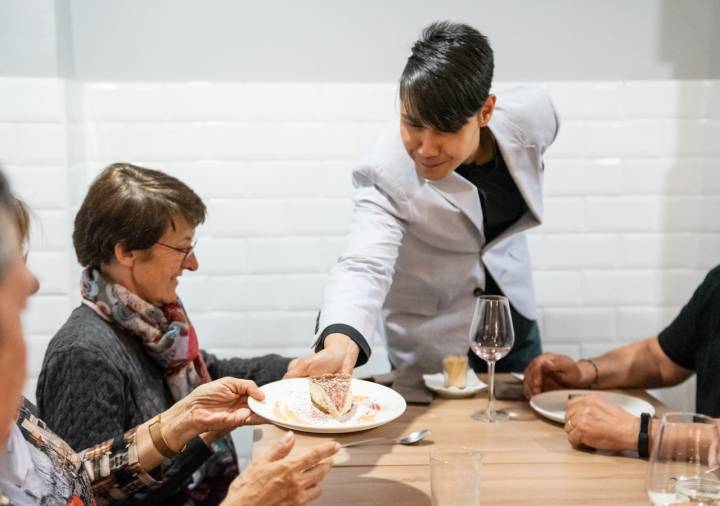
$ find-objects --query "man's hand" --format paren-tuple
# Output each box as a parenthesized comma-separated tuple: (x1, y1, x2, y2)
(564, 395, 640, 452)
(284, 333, 359, 378)
(523, 352, 586, 399)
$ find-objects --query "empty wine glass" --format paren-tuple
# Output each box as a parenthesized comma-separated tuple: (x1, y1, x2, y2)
(469, 295, 514, 423)
(647, 412, 720, 505)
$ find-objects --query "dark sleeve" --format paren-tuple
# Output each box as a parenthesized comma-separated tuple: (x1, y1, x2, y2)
(37, 348, 215, 504)
(658, 267, 720, 371)
(201, 350, 291, 385)
(314, 323, 371, 367)
(37, 347, 126, 451)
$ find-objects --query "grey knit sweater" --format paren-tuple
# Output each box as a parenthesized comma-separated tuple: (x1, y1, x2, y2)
(36, 304, 291, 506)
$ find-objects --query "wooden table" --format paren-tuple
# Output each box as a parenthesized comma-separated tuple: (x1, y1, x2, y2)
(253, 374, 666, 505)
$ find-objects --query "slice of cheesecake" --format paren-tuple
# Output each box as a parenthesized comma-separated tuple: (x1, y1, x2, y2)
(309, 374, 352, 418)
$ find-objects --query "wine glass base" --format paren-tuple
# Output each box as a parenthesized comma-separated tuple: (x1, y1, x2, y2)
(472, 410, 511, 423)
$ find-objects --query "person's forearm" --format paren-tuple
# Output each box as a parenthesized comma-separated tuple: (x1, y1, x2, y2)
(588, 338, 664, 389)
(315, 324, 371, 367)
(135, 401, 196, 472)
(325, 333, 359, 353)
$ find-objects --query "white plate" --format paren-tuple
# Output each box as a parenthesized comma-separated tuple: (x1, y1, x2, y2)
(511, 372, 525, 382)
(422, 371, 487, 398)
(530, 389, 656, 424)
(248, 378, 407, 434)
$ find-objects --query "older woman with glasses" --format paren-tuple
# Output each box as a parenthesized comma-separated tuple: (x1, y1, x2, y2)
(0, 167, 337, 506)
(36, 164, 298, 505)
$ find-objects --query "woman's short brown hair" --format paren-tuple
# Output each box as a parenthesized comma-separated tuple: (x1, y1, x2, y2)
(73, 163, 206, 268)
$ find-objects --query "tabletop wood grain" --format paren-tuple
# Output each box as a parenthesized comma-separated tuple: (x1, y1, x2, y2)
(252, 374, 667, 505)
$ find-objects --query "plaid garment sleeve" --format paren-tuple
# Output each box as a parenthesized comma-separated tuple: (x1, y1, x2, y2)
(80, 427, 162, 505)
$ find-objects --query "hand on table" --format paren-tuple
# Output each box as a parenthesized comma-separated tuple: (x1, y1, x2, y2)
(523, 352, 584, 399)
(284, 333, 359, 378)
(564, 394, 640, 452)
(222, 431, 339, 506)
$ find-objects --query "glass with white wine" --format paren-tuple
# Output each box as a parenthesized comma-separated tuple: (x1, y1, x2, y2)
(647, 412, 720, 505)
(469, 295, 514, 423)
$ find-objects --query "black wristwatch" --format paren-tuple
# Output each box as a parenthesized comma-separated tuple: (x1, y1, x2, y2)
(638, 412, 651, 458)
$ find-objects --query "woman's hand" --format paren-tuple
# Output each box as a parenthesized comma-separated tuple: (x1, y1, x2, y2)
(162, 377, 267, 449)
(284, 333, 359, 378)
(222, 431, 339, 506)
(523, 353, 584, 399)
(564, 394, 640, 452)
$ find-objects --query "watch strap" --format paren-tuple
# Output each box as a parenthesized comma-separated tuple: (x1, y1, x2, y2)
(638, 412, 651, 458)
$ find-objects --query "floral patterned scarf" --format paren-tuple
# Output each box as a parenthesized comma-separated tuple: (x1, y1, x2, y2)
(80, 267, 211, 400)
(80, 267, 237, 505)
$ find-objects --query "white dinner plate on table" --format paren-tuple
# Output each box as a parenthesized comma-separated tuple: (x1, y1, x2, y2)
(529, 389, 655, 424)
(248, 378, 407, 434)
(422, 371, 487, 398)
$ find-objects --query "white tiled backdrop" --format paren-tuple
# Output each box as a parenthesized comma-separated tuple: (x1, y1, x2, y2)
(4, 78, 720, 410)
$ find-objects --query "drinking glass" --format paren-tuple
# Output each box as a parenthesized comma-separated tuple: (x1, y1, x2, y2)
(647, 412, 720, 505)
(469, 295, 514, 422)
(430, 447, 482, 506)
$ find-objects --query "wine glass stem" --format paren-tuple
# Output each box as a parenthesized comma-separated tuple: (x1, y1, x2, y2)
(487, 360, 496, 423)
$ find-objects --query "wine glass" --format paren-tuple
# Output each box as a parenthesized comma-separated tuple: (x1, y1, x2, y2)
(647, 412, 720, 505)
(469, 295, 514, 423)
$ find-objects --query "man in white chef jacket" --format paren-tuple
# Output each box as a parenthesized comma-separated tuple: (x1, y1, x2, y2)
(287, 21, 560, 379)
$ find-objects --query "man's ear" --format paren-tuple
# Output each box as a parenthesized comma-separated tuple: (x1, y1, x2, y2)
(113, 242, 136, 268)
(478, 94, 496, 127)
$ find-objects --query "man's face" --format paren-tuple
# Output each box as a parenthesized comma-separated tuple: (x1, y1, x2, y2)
(399, 96, 496, 181)
(0, 217, 38, 444)
(400, 109, 481, 181)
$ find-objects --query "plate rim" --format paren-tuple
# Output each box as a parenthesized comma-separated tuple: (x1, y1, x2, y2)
(421, 371, 487, 396)
(529, 389, 656, 423)
(248, 377, 407, 434)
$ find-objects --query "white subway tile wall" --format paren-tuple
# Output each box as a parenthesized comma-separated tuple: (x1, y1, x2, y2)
(2, 78, 719, 412)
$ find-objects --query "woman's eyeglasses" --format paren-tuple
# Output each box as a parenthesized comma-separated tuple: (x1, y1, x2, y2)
(156, 239, 197, 263)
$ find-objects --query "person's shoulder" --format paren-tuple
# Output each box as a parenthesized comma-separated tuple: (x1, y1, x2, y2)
(697, 265, 720, 295)
(674, 266, 720, 316)
(46, 304, 123, 358)
(495, 85, 553, 115)
(352, 119, 423, 202)
(493, 85, 559, 147)
(20, 396, 39, 418)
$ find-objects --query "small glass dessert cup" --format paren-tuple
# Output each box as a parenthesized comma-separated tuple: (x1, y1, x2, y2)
(443, 355, 468, 389)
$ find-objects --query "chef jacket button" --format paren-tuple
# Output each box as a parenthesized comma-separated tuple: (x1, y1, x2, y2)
(473, 287, 484, 297)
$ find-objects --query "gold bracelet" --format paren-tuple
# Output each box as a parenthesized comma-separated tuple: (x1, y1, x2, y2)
(148, 414, 185, 459)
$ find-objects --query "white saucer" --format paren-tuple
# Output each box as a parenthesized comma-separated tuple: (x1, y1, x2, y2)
(530, 389, 656, 424)
(422, 371, 487, 398)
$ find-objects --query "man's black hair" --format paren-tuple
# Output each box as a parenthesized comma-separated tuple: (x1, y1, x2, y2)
(400, 21, 494, 133)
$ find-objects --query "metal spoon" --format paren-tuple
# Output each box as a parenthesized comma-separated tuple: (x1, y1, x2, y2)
(341, 429, 431, 448)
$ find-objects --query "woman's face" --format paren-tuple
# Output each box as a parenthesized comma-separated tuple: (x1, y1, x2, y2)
(0, 221, 39, 444)
(124, 217, 199, 306)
